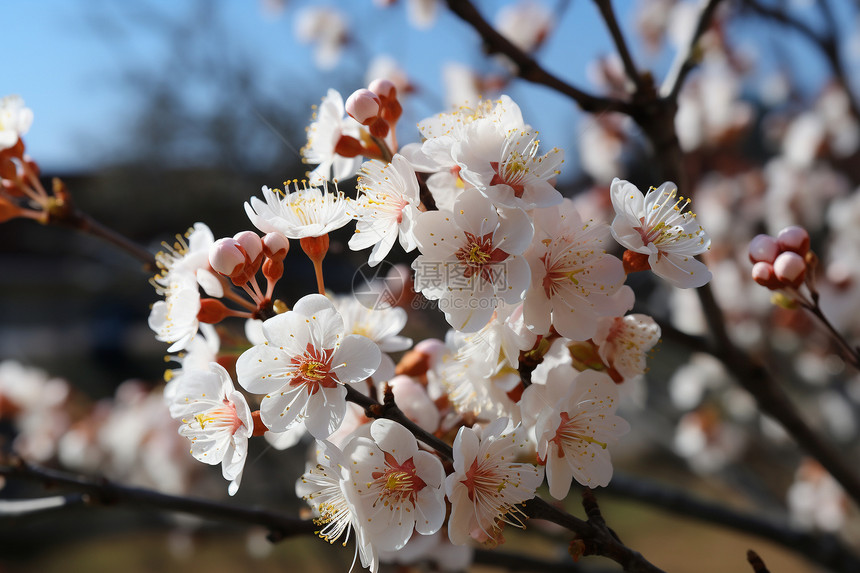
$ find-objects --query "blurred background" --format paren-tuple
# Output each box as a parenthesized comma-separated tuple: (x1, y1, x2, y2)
(2, 0, 860, 571)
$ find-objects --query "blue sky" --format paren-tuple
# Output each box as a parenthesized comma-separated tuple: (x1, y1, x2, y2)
(1, 0, 655, 173)
(3, 0, 843, 175)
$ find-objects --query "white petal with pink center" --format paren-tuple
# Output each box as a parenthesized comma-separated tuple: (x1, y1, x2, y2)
(296, 440, 379, 573)
(171, 362, 253, 496)
(302, 88, 363, 184)
(412, 189, 533, 332)
(151, 222, 219, 297)
(524, 200, 633, 340)
(416, 95, 525, 142)
(148, 284, 202, 353)
(456, 302, 536, 372)
(343, 419, 445, 551)
(349, 155, 422, 266)
(445, 418, 543, 545)
(148, 222, 221, 352)
(610, 178, 711, 288)
(531, 370, 629, 498)
(245, 181, 352, 239)
(332, 295, 412, 384)
(163, 323, 219, 414)
(236, 294, 381, 439)
(456, 124, 564, 210)
(593, 314, 661, 381)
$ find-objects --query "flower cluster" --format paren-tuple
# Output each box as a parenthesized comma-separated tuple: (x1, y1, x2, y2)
(128, 90, 714, 569)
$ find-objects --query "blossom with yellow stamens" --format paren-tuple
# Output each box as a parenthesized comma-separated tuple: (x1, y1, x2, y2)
(445, 418, 543, 546)
(171, 362, 253, 496)
(235, 294, 381, 439)
(610, 178, 711, 288)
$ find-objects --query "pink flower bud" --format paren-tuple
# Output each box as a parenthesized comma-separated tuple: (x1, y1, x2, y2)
(751, 261, 780, 289)
(777, 225, 810, 255)
(209, 238, 246, 276)
(773, 251, 806, 287)
(748, 234, 779, 264)
(345, 89, 381, 125)
(368, 78, 397, 100)
(262, 232, 289, 261)
(233, 231, 263, 262)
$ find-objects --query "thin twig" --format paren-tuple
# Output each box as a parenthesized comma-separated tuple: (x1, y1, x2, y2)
(661, 0, 726, 99)
(442, 0, 634, 115)
(743, 0, 860, 121)
(592, 0, 645, 93)
(0, 459, 317, 539)
(802, 300, 860, 371)
(747, 549, 771, 573)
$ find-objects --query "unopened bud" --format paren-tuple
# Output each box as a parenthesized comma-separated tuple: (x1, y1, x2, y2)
(777, 225, 810, 256)
(773, 251, 806, 287)
(368, 78, 396, 99)
(751, 261, 781, 289)
(345, 89, 381, 125)
(262, 232, 289, 261)
(198, 298, 230, 324)
(233, 231, 263, 262)
(209, 238, 246, 276)
(368, 116, 389, 138)
(748, 234, 779, 264)
(262, 258, 284, 282)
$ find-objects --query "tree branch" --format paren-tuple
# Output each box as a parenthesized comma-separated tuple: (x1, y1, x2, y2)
(0, 458, 317, 539)
(742, 0, 860, 122)
(695, 284, 860, 508)
(442, 0, 634, 115)
(605, 472, 860, 573)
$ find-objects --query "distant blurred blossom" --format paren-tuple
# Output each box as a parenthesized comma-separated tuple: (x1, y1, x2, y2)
(763, 159, 849, 235)
(0, 95, 33, 150)
(442, 63, 482, 109)
(674, 407, 746, 474)
(669, 352, 729, 411)
(579, 115, 629, 184)
(495, 1, 553, 53)
(787, 459, 847, 532)
(0, 361, 70, 463)
(675, 58, 752, 152)
(366, 55, 412, 96)
(635, 0, 677, 51)
(295, 7, 349, 70)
